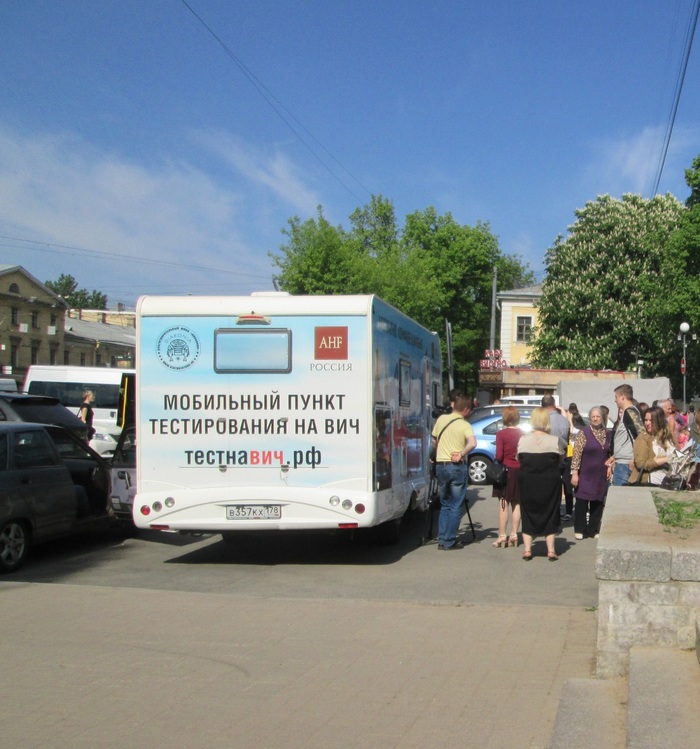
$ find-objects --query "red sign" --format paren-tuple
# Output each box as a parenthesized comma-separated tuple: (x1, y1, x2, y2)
(681, 357, 686, 375)
(314, 326, 348, 360)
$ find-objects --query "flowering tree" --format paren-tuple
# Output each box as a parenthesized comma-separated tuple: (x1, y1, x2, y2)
(531, 193, 686, 374)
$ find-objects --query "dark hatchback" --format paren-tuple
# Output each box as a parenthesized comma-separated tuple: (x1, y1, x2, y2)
(0, 422, 111, 572)
(0, 393, 90, 442)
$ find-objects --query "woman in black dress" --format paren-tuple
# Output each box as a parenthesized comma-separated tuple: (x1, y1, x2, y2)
(517, 407, 565, 560)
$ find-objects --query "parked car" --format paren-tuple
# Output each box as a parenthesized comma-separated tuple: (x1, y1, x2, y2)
(0, 422, 111, 572)
(0, 392, 115, 457)
(0, 392, 89, 440)
(469, 404, 536, 424)
(110, 424, 136, 524)
(468, 411, 533, 485)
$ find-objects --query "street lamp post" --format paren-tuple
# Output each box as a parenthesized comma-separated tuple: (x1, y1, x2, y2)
(677, 322, 696, 412)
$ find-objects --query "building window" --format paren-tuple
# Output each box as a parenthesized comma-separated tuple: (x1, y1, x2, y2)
(8, 283, 19, 293)
(516, 316, 532, 343)
(31, 311, 39, 329)
(63, 350, 70, 365)
(31, 344, 39, 365)
(80, 352, 86, 366)
(50, 313, 57, 327)
(11, 307, 19, 325)
(50, 348, 58, 365)
(10, 344, 18, 369)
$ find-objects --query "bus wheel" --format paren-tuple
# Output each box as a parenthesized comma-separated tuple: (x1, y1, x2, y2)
(221, 532, 236, 545)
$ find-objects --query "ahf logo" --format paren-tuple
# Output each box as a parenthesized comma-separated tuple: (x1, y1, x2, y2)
(314, 326, 348, 360)
(156, 326, 201, 370)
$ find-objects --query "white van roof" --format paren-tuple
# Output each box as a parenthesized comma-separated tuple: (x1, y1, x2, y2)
(500, 395, 559, 406)
(0, 378, 18, 392)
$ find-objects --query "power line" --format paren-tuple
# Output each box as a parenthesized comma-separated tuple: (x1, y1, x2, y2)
(651, 0, 700, 196)
(178, 0, 372, 204)
(0, 235, 271, 280)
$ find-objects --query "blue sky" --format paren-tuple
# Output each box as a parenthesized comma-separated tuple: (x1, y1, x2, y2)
(1, 0, 699, 309)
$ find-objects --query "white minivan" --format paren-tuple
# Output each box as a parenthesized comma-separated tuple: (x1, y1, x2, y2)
(500, 394, 560, 407)
(22, 365, 134, 456)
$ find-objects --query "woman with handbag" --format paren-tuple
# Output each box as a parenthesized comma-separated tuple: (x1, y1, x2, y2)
(570, 407, 610, 540)
(630, 405, 675, 485)
(517, 408, 564, 560)
(491, 405, 523, 548)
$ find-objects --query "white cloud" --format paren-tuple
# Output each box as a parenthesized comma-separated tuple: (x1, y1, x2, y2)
(191, 129, 321, 215)
(0, 125, 314, 304)
(584, 124, 700, 199)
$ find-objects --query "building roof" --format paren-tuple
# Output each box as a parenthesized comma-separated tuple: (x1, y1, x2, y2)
(63, 316, 136, 347)
(497, 284, 542, 300)
(0, 264, 68, 307)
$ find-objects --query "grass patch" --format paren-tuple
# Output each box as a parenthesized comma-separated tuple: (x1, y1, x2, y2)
(653, 492, 700, 529)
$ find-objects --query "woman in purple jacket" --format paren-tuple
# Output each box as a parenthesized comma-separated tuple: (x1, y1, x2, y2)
(570, 406, 611, 539)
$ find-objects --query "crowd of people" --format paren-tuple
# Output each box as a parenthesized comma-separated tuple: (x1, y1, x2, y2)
(431, 384, 694, 559)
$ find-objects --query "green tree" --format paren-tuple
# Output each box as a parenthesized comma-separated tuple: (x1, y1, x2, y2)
(531, 193, 685, 374)
(663, 154, 700, 398)
(271, 197, 534, 393)
(45, 274, 108, 309)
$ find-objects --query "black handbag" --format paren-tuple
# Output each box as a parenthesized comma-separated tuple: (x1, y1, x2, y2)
(486, 462, 508, 488)
(661, 474, 685, 491)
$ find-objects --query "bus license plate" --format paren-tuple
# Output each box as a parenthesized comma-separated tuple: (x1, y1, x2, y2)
(226, 505, 282, 520)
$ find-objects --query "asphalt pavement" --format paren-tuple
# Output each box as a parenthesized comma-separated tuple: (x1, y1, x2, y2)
(0, 487, 600, 749)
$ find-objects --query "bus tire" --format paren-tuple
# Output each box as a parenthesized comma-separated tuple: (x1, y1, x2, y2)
(221, 532, 237, 545)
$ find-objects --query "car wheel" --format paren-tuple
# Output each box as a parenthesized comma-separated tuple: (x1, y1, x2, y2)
(0, 520, 30, 573)
(468, 456, 492, 485)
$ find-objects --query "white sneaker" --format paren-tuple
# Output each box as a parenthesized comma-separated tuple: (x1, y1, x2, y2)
(593, 534, 600, 539)
(574, 533, 584, 540)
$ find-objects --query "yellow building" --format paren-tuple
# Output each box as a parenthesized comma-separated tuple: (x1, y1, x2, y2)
(477, 284, 634, 401)
(0, 265, 135, 386)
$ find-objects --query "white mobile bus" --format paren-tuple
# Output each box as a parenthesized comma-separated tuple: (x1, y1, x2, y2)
(23, 365, 135, 454)
(134, 293, 443, 542)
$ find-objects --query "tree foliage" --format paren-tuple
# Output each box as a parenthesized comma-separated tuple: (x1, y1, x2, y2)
(271, 196, 534, 393)
(530, 192, 689, 379)
(45, 274, 108, 309)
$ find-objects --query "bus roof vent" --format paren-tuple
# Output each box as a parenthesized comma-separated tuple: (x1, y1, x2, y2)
(236, 314, 271, 325)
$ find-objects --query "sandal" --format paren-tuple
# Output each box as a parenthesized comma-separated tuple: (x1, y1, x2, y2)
(508, 533, 519, 547)
(492, 535, 507, 548)
(522, 550, 532, 561)
(547, 551, 559, 562)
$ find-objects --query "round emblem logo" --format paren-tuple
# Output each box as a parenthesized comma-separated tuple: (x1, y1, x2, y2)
(156, 326, 200, 370)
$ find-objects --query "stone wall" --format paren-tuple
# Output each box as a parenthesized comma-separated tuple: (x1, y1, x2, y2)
(595, 486, 700, 678)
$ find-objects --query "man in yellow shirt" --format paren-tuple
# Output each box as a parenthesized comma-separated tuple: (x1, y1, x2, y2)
(431, 394, 476, 549)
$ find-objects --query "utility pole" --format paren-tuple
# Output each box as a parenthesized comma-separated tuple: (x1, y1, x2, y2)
(489, 266, 497, 351)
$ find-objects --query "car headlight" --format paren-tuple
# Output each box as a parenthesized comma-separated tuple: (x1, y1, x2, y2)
(91, 432, 117, 442)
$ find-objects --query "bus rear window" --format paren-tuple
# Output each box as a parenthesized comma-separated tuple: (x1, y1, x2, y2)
(214, 329, 292, 373)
